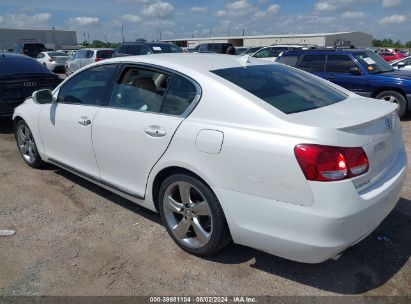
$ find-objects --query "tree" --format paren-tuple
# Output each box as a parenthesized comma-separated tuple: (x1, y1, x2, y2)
(405, 41, 411, 48)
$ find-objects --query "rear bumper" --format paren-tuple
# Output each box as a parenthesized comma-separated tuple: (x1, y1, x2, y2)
(215, 147, 407, 263)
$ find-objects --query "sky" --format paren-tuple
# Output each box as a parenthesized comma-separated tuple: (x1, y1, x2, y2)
(0, 0, 410, 43)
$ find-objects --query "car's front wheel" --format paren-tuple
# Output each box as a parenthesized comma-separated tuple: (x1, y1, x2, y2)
(159, 173, 231, 256)
(15, 120, 45, 168)
(376, 91, 407, 118)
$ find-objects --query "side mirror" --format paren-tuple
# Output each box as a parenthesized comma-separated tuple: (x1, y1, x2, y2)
(32, 89, 53, 104)
(396, 62, 407, 69)
(349, 67, 361, 75)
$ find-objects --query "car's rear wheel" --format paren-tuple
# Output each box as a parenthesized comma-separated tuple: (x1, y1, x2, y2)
(159, 174, 231, 256)
(15, 120, 45, 168)
(376, 91, 407, 118)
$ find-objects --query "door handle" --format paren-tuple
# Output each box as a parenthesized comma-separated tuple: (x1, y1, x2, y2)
(78, 118, 91, 126)
(144, 126, 167, 137)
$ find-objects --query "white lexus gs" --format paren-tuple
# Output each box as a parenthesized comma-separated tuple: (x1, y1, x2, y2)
(13, 53, 407, 263)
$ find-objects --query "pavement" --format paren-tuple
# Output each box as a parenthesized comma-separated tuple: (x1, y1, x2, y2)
(0, 109, 410, 296)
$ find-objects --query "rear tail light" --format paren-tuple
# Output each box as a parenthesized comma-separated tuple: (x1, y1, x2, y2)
(49, 58, 55, 62)
(95, 57, 101, 62)
(294, 144, 369, 182)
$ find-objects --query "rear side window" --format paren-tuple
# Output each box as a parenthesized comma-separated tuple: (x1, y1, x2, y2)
(86, 50, 94, 58)
(108, 66, 171, 113)
(281, 55, 299, 67)
(0, 58, 51, 76)
(211, 64, 346, 114)
(162, 75, 197, 115)
(326, 55, 358, 73)
(298, 55, 326, 72)
(97, 50, 114, 58)
(118, 45, 129, 54)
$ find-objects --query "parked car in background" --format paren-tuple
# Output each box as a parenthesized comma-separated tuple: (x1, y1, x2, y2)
(13, 41, 46, 58)
(0, 53, 61, 117)
(13, 53, 406, 263)
(36, 51, 70, 72)
(193, 43, 234, 54)
(277, 48, 411, 117)
(238, 46, 264, 55)
(113, 42, 183, 57)
(65, 48, 113, 75)
(379, 52, 406, 62)
(248, 45, 309, 62)
(391, 56, 411, 71)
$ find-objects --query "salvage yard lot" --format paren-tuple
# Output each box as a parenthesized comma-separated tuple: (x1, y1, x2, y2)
(0, 115, 410, 296)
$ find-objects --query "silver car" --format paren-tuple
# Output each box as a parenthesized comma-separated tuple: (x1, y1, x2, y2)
(391, 56, 411, 71)
(65, 48, 113, 75)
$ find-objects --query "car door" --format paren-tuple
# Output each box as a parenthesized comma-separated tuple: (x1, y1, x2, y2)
(92, 64, 200, 198)
(38, 64, 118, 178)
(325, 54, 369, 96)
(81, 50, 94, 68)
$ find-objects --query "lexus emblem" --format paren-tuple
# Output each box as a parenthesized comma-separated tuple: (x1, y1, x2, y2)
(385, 117, 393, 130)
(23, 82, 37, 87)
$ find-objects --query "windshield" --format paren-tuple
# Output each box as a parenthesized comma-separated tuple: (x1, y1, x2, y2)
(0, 58, 51, 76)
(352, 51, 394, 74)
(149, 44, 183, 53)
(212, 64, 347, 114)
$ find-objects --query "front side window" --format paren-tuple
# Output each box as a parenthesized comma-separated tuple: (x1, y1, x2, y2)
(298, 55, 326, 72)
(108, 66, 171, 113)
(326, 55, 358, 73)
(57, 64, 117, 105)
(161, 75, 197, 115)
(212, 64, 346, 114)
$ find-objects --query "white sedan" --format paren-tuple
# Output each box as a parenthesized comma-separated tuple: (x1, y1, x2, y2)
(391, 56, 411, 71)
(13, 54, 407, 263)
(36, 51, 70, 72)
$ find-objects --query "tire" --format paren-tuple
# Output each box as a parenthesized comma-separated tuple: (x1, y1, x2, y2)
(376, 91, 407, 118)
(15, 120, 46, 169)
(159, 173, 231, 256)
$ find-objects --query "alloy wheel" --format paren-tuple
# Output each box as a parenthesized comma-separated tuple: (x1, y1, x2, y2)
(381, 95, 399, 105)
(163, 181, 213, 249)
(16, 124, 37, 164)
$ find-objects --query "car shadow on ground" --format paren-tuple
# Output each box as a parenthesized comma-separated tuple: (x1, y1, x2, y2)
(51, 167, 411, 295)
(0, 118, 13, 134)
(208, 197, 411, 295)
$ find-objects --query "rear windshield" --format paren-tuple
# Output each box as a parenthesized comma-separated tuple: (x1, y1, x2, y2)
(0, 58, 51, 76)
(149, 44, 183, 53)
(211, 64, 347, 114)
(96, 50, 114, 58)
(24, 43, 46, 52)
(48, 52, 69, 57)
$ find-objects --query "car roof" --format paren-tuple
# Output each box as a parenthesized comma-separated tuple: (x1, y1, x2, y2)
(282, 48, 370, 55)
(102, 53, 269, 73)
(0, 52, 33, 59)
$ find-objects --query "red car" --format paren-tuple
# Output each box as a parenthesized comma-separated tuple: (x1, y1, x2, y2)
(379, 52, 406, 62)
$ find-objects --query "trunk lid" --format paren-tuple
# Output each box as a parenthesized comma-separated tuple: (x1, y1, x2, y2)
(288, 96, 403, 191)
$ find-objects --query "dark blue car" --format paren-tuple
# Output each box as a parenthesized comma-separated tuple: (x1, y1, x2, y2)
(276, 49, 411, 117)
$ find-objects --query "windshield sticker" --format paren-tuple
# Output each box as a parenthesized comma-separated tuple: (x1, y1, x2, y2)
(363, 57, 376, 65)
(153, 46, 162, 51)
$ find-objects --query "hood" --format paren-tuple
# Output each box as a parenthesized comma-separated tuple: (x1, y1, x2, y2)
(374, 69, 411, 81)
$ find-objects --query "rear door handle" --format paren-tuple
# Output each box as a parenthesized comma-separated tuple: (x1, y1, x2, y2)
(78, 118, 91, 126)
(144, 126, 167, 137)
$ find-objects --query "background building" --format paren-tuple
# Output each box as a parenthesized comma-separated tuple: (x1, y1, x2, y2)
(0, 28, 77, 50)
(162, 31, 373, 49)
